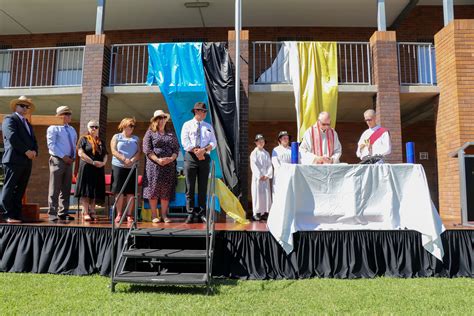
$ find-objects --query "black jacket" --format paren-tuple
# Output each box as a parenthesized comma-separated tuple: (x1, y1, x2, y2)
(2, 113, 38, 165)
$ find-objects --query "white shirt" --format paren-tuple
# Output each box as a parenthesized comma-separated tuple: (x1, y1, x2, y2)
(181, 118, 217, 152)
(272, 145, 292, 170)
(356, 126, 391, 159)
(299, 126, 342, 164)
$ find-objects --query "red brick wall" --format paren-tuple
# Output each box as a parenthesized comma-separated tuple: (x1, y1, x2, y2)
(434, 20, 474, 223)
(402, 120, 439, 208)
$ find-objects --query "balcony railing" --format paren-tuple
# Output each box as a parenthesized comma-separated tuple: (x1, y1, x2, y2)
(0, 46, 84, 88)
(398, 42, 436, 86)
(109, 44, 148, 86)
(252, 41, 372, 85)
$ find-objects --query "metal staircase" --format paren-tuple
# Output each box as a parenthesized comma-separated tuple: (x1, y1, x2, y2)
(110, 162, 217, 294)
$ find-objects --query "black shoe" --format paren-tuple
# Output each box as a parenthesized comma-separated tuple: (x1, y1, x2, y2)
(252, 214, 262, 221)
(59, 214, 74, 221)
(185, 214, 195, 224)
(261, 213, 269, 221)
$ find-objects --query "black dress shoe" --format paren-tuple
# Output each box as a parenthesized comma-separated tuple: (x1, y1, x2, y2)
(185, 214, 195, 224)
(59, 214, 75, 221)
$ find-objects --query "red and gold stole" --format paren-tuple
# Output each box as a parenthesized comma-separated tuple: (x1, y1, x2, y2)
(369, 126, 388, 145)
(311, 122, 335, 158)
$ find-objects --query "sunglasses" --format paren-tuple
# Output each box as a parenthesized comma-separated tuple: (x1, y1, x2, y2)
(320, 123, 331, 127)
(89, 126, 99, 129)
(196, 109, 207, 113)
(18, 104, 31, 109)
(156, 116, 167, 120)
(128, 125, 136, 128)
(365, 118, 373, 122)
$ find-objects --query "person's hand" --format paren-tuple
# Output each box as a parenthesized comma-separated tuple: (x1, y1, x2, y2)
(322, 156, 332, 164)
(359, 143, 366, 150)
(194, 148, 206, 161)
(260, 176, 268, 181)
(25, 150, 36, 160)
(93, 161, 105, 168)
(313, 156, 324, 165)
(63, 156, 74, 165)
(124, 158, 132, 167)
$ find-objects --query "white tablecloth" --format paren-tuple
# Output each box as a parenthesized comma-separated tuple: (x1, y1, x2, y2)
(267, 164, 445, 260)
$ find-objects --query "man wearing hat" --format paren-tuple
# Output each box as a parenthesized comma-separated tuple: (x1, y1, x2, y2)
(46, 105, 77, 221)
(1, 96, 38, 223)
(180, 102, 217, 223)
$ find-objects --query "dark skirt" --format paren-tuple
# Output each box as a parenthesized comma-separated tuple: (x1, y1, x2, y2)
(111, 165, 137, 195)
(75, 160, 106, 202)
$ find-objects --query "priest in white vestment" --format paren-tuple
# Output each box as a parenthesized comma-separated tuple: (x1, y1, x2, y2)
(299, 112, 342, 165)
(356, 109, 392, 162)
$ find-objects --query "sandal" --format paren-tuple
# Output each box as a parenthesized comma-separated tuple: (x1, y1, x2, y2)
(114, 215, 122, 223)
(164, 217, 172, 223)
(152, 217, 162, 223)
(127, 216, 135, 223)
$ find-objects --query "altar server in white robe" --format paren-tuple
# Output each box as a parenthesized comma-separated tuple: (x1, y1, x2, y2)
(250, 134, 273, 221)
(356, 109, 391, 161)
(299, 111, 342, 165)
(271, 131, 292, 195)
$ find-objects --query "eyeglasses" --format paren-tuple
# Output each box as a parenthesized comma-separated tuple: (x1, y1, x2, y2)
(18, 104, 30, 109)
(365, 118, 373, 122)
(89, 126, 99, 129)
(196, 109, 207, 113)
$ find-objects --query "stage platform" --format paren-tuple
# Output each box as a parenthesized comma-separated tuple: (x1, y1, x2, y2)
(0, 214, 473, 279)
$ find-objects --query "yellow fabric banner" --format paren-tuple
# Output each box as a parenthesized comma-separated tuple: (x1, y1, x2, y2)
(215, 179, 249, 224)
(296, 42, 338, 139)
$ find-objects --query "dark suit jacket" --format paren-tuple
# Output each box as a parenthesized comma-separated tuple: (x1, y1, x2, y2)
(2, 113, 38, 165)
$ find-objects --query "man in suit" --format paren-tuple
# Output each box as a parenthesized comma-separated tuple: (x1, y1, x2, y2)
(1, 96, 38, 223)
(180, 102, 217, 224)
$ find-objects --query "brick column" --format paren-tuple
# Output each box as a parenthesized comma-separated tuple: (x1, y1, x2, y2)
(80, 34, 110, 142)
(434, 20, 474, 223)
(370, 31, 403, 163)
(228, 30, 249, 214)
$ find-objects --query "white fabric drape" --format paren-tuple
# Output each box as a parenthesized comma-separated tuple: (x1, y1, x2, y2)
(267, 164, 445, 261)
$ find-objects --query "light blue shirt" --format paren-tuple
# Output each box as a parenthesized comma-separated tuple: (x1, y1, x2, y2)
(112, 133, 139, 168)
(46, 124, 78, 159)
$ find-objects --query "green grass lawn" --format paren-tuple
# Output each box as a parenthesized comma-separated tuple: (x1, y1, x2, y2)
(0, 273, 473, 315)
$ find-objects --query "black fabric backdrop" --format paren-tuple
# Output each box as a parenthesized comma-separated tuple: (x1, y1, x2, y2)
(1, 226, 472, 278)
(202, 42, 240, 195)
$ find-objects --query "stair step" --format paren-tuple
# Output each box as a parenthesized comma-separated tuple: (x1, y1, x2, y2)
(114, 271, 207, 285)
(130, 228, 208, 238)
(123, 248, 207, 260)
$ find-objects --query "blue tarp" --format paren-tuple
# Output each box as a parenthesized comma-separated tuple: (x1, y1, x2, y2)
(146, 43, 222, 177)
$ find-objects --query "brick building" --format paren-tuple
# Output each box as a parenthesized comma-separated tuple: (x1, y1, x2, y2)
(0, 1, 473, 222)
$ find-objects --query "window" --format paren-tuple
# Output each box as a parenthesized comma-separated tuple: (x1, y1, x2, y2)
(55, 43, 84, 86)
(0, 45, 12, 88)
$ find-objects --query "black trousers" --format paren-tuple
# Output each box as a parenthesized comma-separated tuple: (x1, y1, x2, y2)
(184, 151, 210, 215)
(1, 162, 32, 220)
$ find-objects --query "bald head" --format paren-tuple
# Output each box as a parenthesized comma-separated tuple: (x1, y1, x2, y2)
(318, 111, 331, 131)
(363, 109, 377, 128)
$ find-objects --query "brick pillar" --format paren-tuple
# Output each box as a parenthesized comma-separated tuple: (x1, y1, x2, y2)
(370, 31, 403, 163)
(80, 34, 110, 142)
(228, 30, 249, 214)
(434, 20, 474, 223)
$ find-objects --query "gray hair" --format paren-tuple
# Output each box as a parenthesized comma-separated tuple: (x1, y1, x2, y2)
(364, 109, 376, 117)
(318, 111, 330, 120)
(87, 120, 99, 128)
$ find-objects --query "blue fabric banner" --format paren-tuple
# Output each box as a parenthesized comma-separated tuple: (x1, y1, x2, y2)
(146, 43, 222, 177)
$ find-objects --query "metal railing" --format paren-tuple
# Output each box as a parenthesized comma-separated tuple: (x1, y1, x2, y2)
(398, 42, 437, 86)
(0, 46, 84, 88)
(110, 163, 139, 290)
(109, 44, 148, 86)
(252, 41, 372, 85)
(205, 160, 217, 294)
